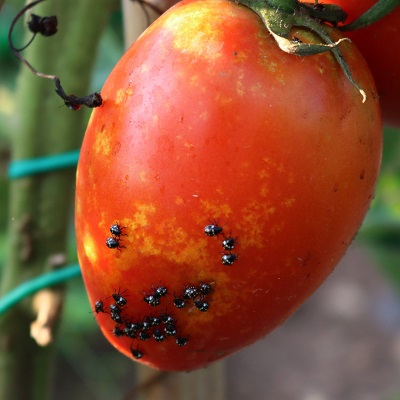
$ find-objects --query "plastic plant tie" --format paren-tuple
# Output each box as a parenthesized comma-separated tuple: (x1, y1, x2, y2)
(0, 264, 81, 315)
(8, 150, 80, 179)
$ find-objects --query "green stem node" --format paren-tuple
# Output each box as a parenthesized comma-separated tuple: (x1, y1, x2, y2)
(235, 0, 367, 102)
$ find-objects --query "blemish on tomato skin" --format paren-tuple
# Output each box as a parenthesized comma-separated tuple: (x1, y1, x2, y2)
(258, 169, 269, 179)
(282, 198, 295, 207)
(139, 171, 147, 182)
(83, 231, 98, 266)
(94, 124, 113, 156)
(359, 169, 365, 179)
(111, 141, 121, 156)
(199, 200, 232, 220)
(175, 196, 184, 205)
(115, 88, 134, 105)
(259, 184, 268, 198)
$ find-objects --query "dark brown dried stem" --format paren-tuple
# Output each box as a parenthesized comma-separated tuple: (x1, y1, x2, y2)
(8, 0, 103, 110)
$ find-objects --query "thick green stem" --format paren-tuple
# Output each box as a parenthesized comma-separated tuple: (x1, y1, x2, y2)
(237, 0, 366, 101)
(266, 0, 297, 12)
(341, 0, 400, 31)
(0, 1, 116, 399)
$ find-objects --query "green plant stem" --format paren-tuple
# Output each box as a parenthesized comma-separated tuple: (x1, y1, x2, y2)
(340, 0, 400, 31)
(266, 0, 297, 12)
(0, 1, 116, 399)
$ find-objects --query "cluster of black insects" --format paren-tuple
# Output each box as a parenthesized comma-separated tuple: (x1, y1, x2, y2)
(141, 280, 215, 317)
(94, 287, 192, 360)
(105, 221, 240, 268)
(204, 221, 239, 266)
(105, 223, 127, 250)
(97, 220, 232, 360)
(171, 282, 213, 312)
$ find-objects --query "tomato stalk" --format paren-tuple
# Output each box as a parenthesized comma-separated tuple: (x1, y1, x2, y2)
(340, 0, 400, 31)
(235, 0, 367, 101)
(264, 0, 298, 12)
(0, 1, 115, 399)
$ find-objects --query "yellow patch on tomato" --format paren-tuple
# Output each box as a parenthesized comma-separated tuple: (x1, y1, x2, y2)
(132, 203, 156, 227)
(167, 6, 226, 62)
(200, 200, 232, 219)
(175, 196, 184, 206)
(141, 236, 162, 256)
(115, 88, 134, 105)
(239, 201, 276, 248)
(94, 125, 112, 156)
(83, 231, 98, 266)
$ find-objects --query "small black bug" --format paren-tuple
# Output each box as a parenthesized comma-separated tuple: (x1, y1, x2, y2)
(164, 324, 177, 337)
(176, 336, 189, 347)
(183, 286, 199, 300)
(113, 296, 127, 307)
(154, 285, 168, 298)
(141, 321, 152, 331)
(204, 222, 223, 237)
(153, 329, 165, 342)
(111, 288, 128, 307)
(194, 299, 209, 312)
(198, 283, 213, 296)
(124, 325, 137, 339)
(110, 312, 124, 324)
(109, 304, 124, 323)
(130, 345, 144, 359)
(160, 313, 174, 325)
(127, 321, 143, 332)
(173, 297, 186, 309)
(139, 331, 151, 341)
(94, 300, 106, 314)
(110, 223, 127, 237)
(144, 294, 161, 307)
(146, 315, 162, 326)
(113, 325, 125, 338)
(221, 252, 238, 266)
(222, 236, 238, 251)
(106, 237, 126, 250)
(109, 303, 121, 314)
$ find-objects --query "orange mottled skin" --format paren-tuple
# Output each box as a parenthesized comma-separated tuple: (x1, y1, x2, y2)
(75, 0, 382, 371)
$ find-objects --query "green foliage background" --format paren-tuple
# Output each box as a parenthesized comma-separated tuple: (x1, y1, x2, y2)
(0, 1, 399, 399)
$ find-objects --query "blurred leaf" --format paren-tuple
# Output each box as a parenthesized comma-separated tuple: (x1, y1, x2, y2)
(359, 126, 400, 291)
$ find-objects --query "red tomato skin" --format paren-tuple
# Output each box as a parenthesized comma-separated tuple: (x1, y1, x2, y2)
(75, 0, 382, 371)
(319, 0, 400, 127)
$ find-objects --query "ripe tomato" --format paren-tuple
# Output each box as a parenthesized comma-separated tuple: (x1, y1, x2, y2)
(75, 0, 382, 371)
(319, 0, 400, 127)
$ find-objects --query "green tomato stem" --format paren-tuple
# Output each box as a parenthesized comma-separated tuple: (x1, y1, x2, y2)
(266, 0, 297, 12)
(236, 0, 367, 101)
(340, 0, 400, 31)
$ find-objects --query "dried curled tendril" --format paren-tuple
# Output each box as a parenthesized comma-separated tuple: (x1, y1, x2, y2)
(8, 0, 102, 110)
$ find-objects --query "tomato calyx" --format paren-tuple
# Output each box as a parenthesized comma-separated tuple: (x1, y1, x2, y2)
(235, 0, 367, 102)
(339, 0, 400, 31)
